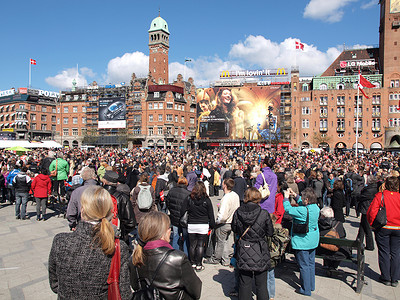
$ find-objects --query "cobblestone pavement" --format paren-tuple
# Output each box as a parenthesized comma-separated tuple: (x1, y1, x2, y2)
(0, 195, 399, 299)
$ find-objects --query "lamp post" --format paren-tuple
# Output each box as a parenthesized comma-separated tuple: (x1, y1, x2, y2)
(268, 106, 274, 152)
(246, 125, 253, 148)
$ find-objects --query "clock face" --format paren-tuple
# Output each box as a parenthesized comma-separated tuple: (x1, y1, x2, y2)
(391, 0, 400, 13)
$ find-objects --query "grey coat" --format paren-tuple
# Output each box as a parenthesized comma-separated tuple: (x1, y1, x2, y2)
(48, 221, 131, 299)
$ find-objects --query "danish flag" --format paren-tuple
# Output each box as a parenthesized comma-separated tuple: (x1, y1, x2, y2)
(30, 59, 36, 65)
(358, 71, 375, 99)
(295, 41, 304, 51)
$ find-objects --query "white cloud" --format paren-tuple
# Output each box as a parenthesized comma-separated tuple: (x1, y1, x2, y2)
(45, 67, 93, 90)
(304, 0, 357, 23)
(361, 0, 377, 10)
(106, 51, 148, 84)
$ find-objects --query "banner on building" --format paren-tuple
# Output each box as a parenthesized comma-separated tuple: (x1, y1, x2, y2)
(98, 96, 126, 129)
(196, 86, 281, 140)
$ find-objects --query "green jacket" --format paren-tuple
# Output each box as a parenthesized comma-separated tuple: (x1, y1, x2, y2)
(97, 165, 106, 179)
(49, 158, 70, 181)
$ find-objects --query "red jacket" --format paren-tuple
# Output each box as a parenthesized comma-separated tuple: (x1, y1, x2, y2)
(31, 174, 51, 198)
(274, 193, 285, 224)
(367, 190, 400, 229)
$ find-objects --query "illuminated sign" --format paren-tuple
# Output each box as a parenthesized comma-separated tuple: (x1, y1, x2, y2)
(339, 59, 375, 69)
(220, 68, 288, 78)
(257, 81, 290, 86)
(276, 68, 286, 75)
(0, 89, 15, 97)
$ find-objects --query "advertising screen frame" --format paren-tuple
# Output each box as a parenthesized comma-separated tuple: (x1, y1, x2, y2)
(98, 96, 127, 129)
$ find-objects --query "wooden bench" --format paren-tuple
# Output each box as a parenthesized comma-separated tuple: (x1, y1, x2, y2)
(316, 237, 366, 293)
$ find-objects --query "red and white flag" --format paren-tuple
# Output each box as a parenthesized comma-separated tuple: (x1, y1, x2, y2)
(295, 41, 304, 51)
(30, 59, 36, 65)
(358, 71, 375, 98)
(181, 131, 186, 140)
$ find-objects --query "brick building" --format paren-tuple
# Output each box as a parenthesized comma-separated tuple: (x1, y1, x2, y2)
(291, 0, 400, 151)
(59, 15, 197, 148)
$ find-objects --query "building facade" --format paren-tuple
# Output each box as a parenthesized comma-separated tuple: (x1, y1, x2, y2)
(59, 15, 197, 149)
(291, 0, 399, 151)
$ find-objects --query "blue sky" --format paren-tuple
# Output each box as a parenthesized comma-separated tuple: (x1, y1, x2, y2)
(0, 0, 380, 92)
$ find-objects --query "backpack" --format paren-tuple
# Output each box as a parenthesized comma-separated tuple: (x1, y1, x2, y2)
(345, 177, 353, 193)
(137, 185, 153, 210)
(110, 194, 120, 236)
(268, 227, 290, 262)
(132, 250, 173, 300)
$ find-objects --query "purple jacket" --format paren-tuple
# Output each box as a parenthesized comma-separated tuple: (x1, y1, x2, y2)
(254, 167, 277, 213)
(186, 171, 198, 192)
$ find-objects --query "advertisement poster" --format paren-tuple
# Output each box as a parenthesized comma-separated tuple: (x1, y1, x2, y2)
(98, 96, 126, 129)
(196, 86, 281, 140)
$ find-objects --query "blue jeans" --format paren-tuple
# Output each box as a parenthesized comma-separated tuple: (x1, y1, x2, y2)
(267, 268, 275, 298)
(295, 248, 316, 296)
(375, 228, 400, 282)
(15, 192, 29, 218)
(171, 226, 189, 256)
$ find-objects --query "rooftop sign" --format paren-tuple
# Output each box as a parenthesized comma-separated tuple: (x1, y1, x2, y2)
(220, 68, 288, 78)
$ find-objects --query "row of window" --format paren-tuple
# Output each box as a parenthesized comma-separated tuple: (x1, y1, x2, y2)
(62, 128, 84, 136)
(301, 105, 382, 116)
(148, 114, 194, 124)
(147, 127, 186, 136)
(63, 117, 87, 124)
(63, 106, 86, 113)
(148, 102, 193, 112)
(301, 119, 381, 128)
(318, 82, 381, 90)
(297, 95, 381, 104)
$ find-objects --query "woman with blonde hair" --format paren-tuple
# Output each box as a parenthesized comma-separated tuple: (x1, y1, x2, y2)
(130, 211, 202, 300)
(48, 186, 131, 299)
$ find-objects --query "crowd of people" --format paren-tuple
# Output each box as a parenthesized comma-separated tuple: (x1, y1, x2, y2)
(1, 146, 400, 299)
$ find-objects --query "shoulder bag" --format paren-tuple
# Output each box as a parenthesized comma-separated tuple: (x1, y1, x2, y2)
(371, 192, 387, 231)
(319, 221, 340, 252)
(50, 159, 58, 177)
(292, 206, 309, 234)
(107, 239, 121, 300)
(132, 249, 173, 300)
(258, 173, 270, 199)
(179, 197, 191, 228)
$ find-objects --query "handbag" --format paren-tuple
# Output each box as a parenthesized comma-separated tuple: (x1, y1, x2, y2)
(319, 222, 340, 252)
(107, 239, 121, 300)
(371, 192, 387, 230)
(132, 249, 173, 300)
(50, 159, 58, 177)
(179, 197, 192, 228)
(258, 173, 270, 199)
(292, 207, 309, 234)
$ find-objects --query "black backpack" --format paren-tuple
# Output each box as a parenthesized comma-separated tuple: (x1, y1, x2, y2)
(132, 250, 173, 300)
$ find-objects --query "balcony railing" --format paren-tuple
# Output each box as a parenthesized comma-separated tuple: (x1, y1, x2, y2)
(336, 127, 345, 132)
(354, 112, 363, 117)
(319, 102, 328, 106)
(319, 127, 328, 132)
(337, 112, 345, 117)
(372, 127, 381, 132)
(353, 126, 363, 131)
(320, 113, 328, 118)
(372, 112, 381, 117)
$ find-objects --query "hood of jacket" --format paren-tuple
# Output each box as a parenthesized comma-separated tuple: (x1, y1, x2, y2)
(158, 173, 169, 182)
(236, 202, 262, 227)
(35, 174, 49, 180)
(318, 217, 336, 231)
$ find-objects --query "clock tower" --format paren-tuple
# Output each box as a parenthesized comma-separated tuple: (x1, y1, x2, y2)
(148, 15, 170, 85)
(379, 0, 400, 87)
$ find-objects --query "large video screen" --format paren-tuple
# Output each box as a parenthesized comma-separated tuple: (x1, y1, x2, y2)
(98, 96, 126, 129)
(196, 86, 281, 140)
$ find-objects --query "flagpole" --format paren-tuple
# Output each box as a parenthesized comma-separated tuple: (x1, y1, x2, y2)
(28, 59, 31, 88)
(355, 69, 360, 158)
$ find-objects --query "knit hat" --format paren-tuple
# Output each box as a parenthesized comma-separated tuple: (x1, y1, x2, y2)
(103, 170, 119, 183)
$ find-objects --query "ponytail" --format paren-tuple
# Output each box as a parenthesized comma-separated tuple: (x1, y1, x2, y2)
(131, 244, 144, 266)
(94, 218, 115, 255)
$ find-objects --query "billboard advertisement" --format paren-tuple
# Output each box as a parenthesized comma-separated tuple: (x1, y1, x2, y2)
(196, 86, 281, 140)
(98, 96, 126, 129)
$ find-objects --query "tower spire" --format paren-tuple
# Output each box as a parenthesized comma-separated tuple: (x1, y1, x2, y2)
(159, 7, 160, 16)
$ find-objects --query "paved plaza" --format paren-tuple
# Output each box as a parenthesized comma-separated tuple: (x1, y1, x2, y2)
(0, 196, 399, 299)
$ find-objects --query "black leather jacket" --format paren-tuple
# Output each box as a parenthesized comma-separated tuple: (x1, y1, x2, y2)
(166, 184, 191, 227)
(104, 185, 136, 244)
(129, 247, 202, 300)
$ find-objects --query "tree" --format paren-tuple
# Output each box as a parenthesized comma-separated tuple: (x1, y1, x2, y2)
(312, 132, 332, 148)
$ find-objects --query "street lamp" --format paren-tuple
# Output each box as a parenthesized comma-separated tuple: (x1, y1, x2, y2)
(268, 106, 274, 152)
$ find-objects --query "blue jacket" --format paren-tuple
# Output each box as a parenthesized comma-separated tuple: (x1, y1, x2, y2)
(186, 171, 198, 192)
(7, 169, 20, 186)
(283, 196, 320, 250)
(254, 167, 277, 213)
